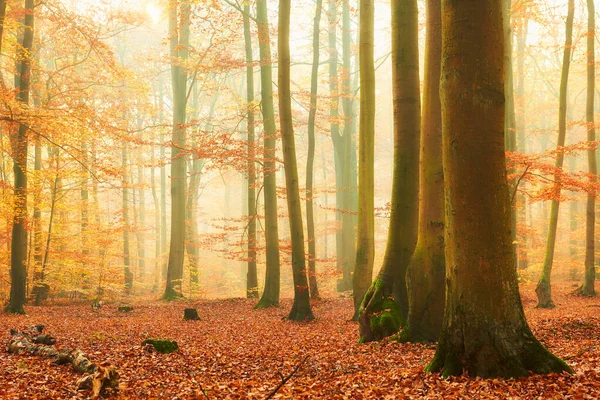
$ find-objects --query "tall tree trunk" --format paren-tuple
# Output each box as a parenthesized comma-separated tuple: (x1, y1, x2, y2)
(341, 0, 358, 299)
(328, 0, 350, 293)
(122, 143, 133, 293)
(535, 0, 574, 308)
(137, 162, 146, 280)
(279, 0, 314, 321)
(243, 2, 258, 299)
(352, 0, 377, 324)
(401, 0, 444, 343)
(581, 0, 596, 296)
(254, 0, 280, 309)
(357, 0, 421, 338)
(150, 143, 160, 290)
(306, 0, 323, 301)
(164, 1, 190, 300)
(159, 82, 168, 283)
(7, 0, 34, 314)
(426, 0, 571, 378)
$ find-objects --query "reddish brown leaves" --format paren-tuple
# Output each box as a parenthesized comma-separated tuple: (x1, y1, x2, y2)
(1, 284, 599, 398)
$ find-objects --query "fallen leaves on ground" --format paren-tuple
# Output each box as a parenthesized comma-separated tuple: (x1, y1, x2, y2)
(1, 283, 599, 399)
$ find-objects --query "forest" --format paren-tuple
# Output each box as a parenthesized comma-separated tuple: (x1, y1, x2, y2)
(1, 0, 600, 398)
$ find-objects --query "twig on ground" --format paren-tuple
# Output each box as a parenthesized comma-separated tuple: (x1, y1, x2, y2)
(265, 355, 309, 400)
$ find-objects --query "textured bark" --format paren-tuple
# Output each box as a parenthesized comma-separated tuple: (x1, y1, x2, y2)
(354, 0, 376, 322)
(254, 0, 280, 309)
(401, 0, 444, 344)
(136, 162, 146, 279)
(306, 0, 323, 300)
(279, 0, 314, 321)
(426, 0, 571, 378)
(243, 2, 259, 299)
(536, 0, 574, 308)
(8, 0, 34, 314)
(164, 1, 190, 300)
(581, 0, 596, 297)
(358, 0, 420, 337)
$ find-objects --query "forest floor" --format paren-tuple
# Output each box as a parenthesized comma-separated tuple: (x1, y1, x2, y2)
(1, 283, 599, 399)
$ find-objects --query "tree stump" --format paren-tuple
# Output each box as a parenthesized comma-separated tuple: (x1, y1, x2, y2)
(183, 308, 201, 321)
(142, 339, 178, 354)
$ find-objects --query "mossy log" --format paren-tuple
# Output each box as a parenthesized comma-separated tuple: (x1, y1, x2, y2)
(118, 305, 134, 312)
(7, 326, 119, 397)
(142, 339, 179, 354)
(183, 308, 201, 321)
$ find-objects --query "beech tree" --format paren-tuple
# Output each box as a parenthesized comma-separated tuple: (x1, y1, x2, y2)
(426, 0, 571, 378)
(306, 0, 323, 300)
(243, 1, 258, 299)
(401, 0, 444, 343)
(164, 1, 190, 300)
(353, 0, 375, 321)
(254, 0, 280, 309)
(7, 0, 34, 314)
(357, 0, 420, 339)
(581, 0, 596, 296)
(279, 0, 313, 321)
(535, 0, 574, 308)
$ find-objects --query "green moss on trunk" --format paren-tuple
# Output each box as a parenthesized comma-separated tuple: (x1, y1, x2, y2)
(358, 277, 403, 343)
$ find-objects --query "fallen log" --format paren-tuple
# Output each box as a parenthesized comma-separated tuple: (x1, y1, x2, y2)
(6, 326, 118, 397)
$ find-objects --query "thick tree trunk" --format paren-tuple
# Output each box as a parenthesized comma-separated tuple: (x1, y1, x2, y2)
(426, 0, 571, 378)
(164, 1, 190, 300)
(254, 0, 280, 309)
(581, 0, 596, 296)
(243, 2, 259, 299)
(401, 0, 443, 344)
(7, 0, 34, 314)
(354, 0, 376, 324)
(306, 0, 323, 300)
(279, 0, 314, 321)
(357, 0, 420, 338)
(535, 0, 574, 308)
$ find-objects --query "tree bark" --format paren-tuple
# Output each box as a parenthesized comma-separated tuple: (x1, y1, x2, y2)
(122, 143, 133, 293)
(279, 0, 314, 321)
(254, 0, 281, 309)
(401, 0, 443, 344)
(426, 0, 571, 378)
(306, 0, 323, 301)
(164, 1, 190, 300)
(535, 0, 574, 308)
(354, 0, 376, 324)
(581, 0, 596, 296)
(243, 2, 259, 299)
(7, 0, 34, 314)
(357, 0, 420, 338)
